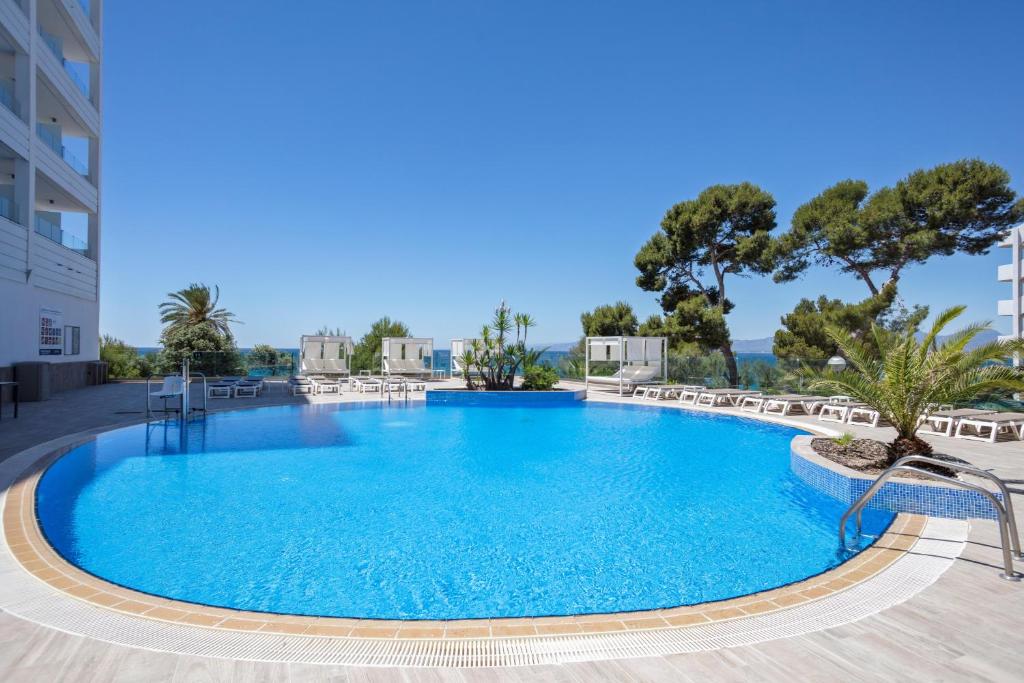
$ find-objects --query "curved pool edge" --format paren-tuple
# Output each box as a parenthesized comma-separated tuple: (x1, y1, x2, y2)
(0, 395, 966, 667)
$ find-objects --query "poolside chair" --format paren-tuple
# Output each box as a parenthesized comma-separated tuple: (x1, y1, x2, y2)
(288, 376, 315, 396)
(643, 384, 702, 401)
(678, 386, 706, 405)
(207, 380, 236, 399)
(917, 408, 996, 438)
(694, 388, 760, 408)
(352, 376, 383, 393)
(847, 405, 883, 428)
(587, 365, 663, 395)
(953, 412, 1024, 443)
(310, 376, 341, 395)
(149, 376, 185, 413)
(233, 380, 261, 398)
(762, 395, 830, 416)
(739, 394, 804, 414)
(818, 401, 866, 424)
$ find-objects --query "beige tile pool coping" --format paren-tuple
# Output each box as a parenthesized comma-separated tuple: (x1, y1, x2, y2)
(3, 438, 926, 641)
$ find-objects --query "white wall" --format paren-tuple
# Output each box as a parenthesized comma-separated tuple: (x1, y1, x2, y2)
(0, 274, 99, 366)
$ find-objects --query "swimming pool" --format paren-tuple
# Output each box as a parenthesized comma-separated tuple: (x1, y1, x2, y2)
(35, 402, 892, 620)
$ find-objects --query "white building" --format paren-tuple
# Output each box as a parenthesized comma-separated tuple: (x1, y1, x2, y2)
(998, 224, 1023, 367)
(0, 0, 102, 392)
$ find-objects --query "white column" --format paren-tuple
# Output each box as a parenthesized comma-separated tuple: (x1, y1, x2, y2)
(1013, 227, 1022, 368)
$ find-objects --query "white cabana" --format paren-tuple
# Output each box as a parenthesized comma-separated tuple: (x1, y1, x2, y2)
(585, 336, 667, 395)
(299, 335, 354, 377)
(450, 338, 482, 378)
(382, 337, 433, 378)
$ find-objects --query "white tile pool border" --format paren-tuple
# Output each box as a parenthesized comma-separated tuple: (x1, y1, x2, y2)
(0, 400, 966, 668)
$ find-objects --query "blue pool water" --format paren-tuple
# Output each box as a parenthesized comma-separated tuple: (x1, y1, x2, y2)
(36, 402, 892, 620)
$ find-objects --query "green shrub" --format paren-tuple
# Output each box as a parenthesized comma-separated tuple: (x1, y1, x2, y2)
(100, 335, 143, 378)
(157, 324, 244, 377)
(522, 364, 559, 391)
(834, 432, 855, 446)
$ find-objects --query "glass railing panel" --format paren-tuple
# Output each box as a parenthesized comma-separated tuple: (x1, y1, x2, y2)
(0, 197, 18, 223)
(36, 122, 62, 154)
(0, 79, 20, 117)
(35, 123, 89, 176)
(37, 25, 90, 99)
(35, 215, 90, 257)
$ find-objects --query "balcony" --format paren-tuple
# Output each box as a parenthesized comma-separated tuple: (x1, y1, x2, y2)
(38, 25, 90, 99)
(34, 213, 89, 257)
(36, 122, 88, 176)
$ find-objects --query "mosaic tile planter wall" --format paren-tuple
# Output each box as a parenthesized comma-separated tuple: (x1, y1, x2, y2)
(426, 389, 586, 407)
(790, 437, 1001, 520)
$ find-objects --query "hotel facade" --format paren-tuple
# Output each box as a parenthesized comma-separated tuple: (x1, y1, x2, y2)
(999, 224, 1023, 367)
(0, 0, 101, 392)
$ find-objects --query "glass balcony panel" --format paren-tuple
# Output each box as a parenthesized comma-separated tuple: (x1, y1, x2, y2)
(37, 25, 90, 98)
(35, 214, 89, 256)
(35, 123, 89, 176)
(0, 79, 20, 118)
(0, 197, 18, 223)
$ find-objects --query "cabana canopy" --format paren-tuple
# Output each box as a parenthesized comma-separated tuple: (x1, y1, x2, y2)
(382, 337, 434, 377)
(299, 335, 354, 376)
(585, 336, 667, 395)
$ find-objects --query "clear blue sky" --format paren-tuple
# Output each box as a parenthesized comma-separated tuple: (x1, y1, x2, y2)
(100, 0, 1024, 347)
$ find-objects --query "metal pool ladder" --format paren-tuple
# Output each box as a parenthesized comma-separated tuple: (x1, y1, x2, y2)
(839, 455, 1023, 581)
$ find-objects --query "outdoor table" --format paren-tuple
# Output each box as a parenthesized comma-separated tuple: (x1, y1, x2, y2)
(0, 381, 18, 420)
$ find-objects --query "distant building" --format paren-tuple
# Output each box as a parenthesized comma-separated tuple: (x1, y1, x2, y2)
(998, 224, 1023, 367)
(0, 1, 102, 392)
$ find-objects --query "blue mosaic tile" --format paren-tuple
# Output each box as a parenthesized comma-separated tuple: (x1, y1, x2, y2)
(790, 447, 1001, 520)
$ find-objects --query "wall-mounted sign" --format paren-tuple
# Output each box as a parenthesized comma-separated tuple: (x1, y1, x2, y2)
(39, 308, 63, 356)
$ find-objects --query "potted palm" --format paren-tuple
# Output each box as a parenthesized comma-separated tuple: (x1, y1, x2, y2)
(806, 306, 1024, 464)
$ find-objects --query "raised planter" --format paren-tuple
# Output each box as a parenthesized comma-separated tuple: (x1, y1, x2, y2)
(790, 435, 1001, 520)
(426, 389, 586, 407)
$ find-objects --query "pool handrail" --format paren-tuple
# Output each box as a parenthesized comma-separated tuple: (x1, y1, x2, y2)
(839, 462, 1022, 581)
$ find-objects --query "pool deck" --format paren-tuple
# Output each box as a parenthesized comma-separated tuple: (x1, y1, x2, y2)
(0, 380, 1021, 681)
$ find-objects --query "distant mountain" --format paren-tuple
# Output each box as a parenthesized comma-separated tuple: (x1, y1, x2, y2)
(934, 328, 1000, 350)
(731, 337, 774, 353)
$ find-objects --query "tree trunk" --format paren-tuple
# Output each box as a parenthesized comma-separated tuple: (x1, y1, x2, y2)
(885, 436, 932, 466)
(721, 342, 739, 387)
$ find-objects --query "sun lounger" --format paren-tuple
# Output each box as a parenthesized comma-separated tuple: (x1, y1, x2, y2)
(739, 394, 806, 414)
(695, 388, 761, 407)
(586, 365, 663, 395)
(641, 384, 703, 400)
(352, 377, 383, 393)
(917, 408, 995, 438)
(847, 405, 883, 428)
(818, 401, 866, 424)
(233, 381, 262, 398)
(288, 376, 315, 396)
(678, 386, 706, 405)
(207, 381, 235, 399)
(953, 412, 1024, 443)
(765, 395, 830, 416)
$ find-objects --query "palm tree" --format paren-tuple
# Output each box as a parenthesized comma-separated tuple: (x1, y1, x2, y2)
(806, 306, 1024, 462)
(159, 283, 240, 337)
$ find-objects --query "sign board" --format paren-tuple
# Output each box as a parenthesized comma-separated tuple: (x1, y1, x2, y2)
(39, 308, 63, 356)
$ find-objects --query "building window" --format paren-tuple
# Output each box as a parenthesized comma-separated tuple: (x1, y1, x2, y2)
(64, 326, 80, 356)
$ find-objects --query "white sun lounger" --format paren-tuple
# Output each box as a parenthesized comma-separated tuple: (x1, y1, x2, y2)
(818, 402, 864, 424)
(695, 389, 761, 407)
(847, 405, 882, 428)
(288, 376, 314, 395)
(738, 394, 807, 414)
(352, 377, 383, 393)
(917, 408, 995, 438)
(640, 384, 704, 400)
(953, 412, 1024, 443)
(587, 365, 663, 395)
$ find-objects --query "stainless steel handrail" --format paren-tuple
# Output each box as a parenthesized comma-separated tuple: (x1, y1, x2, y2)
(891, 456, 1021, 559)
(839, 464, 1022, 581)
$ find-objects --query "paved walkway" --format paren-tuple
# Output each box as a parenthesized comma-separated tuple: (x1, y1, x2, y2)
(0, 381, 1021, 682)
